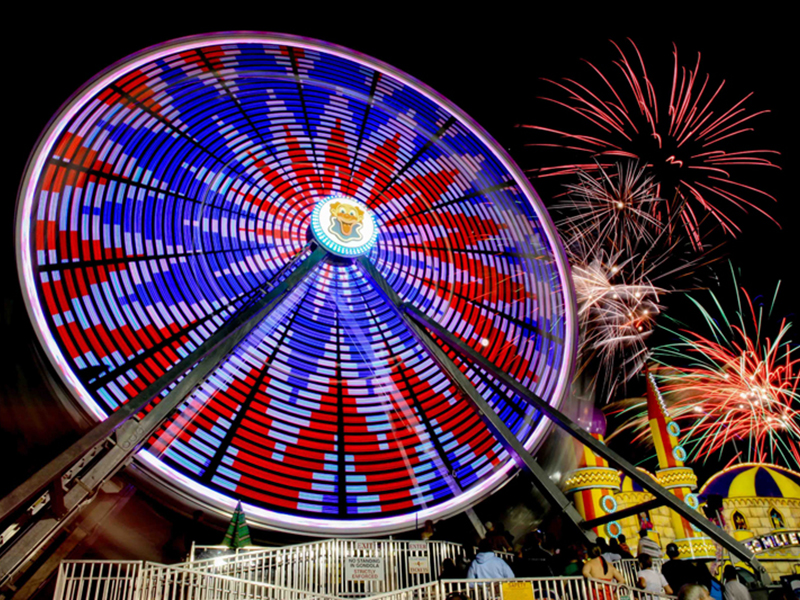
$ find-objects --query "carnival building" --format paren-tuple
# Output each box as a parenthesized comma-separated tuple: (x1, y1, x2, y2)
(700, 463, 800, 579)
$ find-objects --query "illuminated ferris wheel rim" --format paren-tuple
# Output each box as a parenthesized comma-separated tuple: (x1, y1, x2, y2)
(16, 32, 578, 534)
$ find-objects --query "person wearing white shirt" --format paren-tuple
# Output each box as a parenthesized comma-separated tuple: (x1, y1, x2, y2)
(637, 554, 673, 595)
(597, 536, 621, 563)
(722, 565, 751, 600)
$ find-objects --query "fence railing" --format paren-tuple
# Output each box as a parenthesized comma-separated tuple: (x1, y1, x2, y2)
(139, 563, 348, 600)
(190, 542, 517, 569)
(54, 560, 143, 600)
(53, 543, 675, 600)
(368, 578, 677, 600)
(185, 539, 466, 597)
(612, 558, 664, 588)
(190, 545, 264, 562)
(55, 564, 679, 600)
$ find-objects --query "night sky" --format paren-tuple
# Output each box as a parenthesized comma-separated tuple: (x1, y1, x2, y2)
(2, 9, 796, 496)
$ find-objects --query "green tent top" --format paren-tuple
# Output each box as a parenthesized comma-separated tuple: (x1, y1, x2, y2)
(222, 501, 252, 548)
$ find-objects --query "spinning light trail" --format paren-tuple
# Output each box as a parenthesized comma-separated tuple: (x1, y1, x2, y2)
(15, 33, 576, 534)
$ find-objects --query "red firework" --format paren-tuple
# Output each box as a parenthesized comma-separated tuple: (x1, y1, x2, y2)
(609, 276, 800, 469)
(522, 39, 779, 249)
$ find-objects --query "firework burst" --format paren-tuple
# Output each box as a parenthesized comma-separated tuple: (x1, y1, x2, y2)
(609, 270, 800, 469)
(572, 250, 665, 392)
(559, 161, 710, 398)
(555, 160, 664, 257)
(523, 39, 779, 249)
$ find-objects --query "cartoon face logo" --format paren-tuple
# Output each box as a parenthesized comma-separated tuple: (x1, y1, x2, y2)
(328, 201, 365, 242)
(311, 195, 377, 257)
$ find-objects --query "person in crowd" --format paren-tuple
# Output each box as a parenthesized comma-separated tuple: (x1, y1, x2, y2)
(609, 536, 632, 559)
(637, 529, 663, 558)
(484, 522, 513, 552)
(722, 565, 752, 600)
(521, 530, 547, 556)
(467, 539, 515, 579)
(440, 558, 461, 580)
(618, 534, 632, 555)
(517, 531, 554, 577)
(661, 543, 691, 592)
(597, 536, 621, 563)
(709, 575, 724, 600)
(582, 544, 625, 583)
(637, 554, 673, 595)
(420, 520, 436, 540)
(767, 588, 788, 600)
(455, 544, 474, 577)
(679, 585, 711, 600)
(498, 521, 515, 549)
(561, 545, 582, 576)
(692, 560, 713, 592)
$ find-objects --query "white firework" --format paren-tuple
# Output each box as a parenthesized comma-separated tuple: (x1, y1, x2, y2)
(555, 161, 664, 257)
(571, 250, 665, 393)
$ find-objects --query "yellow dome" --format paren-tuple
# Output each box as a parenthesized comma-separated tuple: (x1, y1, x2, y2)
(699, 463, 800, 499)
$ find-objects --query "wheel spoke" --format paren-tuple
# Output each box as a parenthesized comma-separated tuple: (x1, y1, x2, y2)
(0, 245, 325, 522)
(356, 256, 586, 523)
(16, 34, 577, 536)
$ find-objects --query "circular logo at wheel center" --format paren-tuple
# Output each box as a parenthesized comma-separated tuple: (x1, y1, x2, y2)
(311, 195, 378, 257)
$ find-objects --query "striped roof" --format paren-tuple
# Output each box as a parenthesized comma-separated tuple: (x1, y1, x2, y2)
(699, 463, 800, 499)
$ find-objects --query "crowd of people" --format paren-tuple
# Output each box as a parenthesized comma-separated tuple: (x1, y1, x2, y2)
(432, 523, 763, 600)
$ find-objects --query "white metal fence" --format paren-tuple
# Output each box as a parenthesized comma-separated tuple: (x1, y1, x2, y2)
(55, 565, 678, 600)
(53, 541, 674, 600)
(186, 543, 647, 591)
(368, 578, 676, 600)
(54, 560, 143, 600)
(138, 564, 347, 600)
(611, 558, 663, 588)
(189, 543, 516, 571)
(184, 539, 466, 597)
(190, 546, 263, 562)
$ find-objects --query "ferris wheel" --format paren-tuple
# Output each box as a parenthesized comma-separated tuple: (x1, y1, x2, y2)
(15, 33, 577, 535)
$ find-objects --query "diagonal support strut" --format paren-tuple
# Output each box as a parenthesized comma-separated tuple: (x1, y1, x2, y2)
(0, 246, 326, 589)
(581, 498, 665, 531)
(403, 303, 770, 585)
(357, 258, 595, 543)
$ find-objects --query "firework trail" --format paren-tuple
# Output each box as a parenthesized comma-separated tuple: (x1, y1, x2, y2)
(571, 249, 664, 393)
(555, 161, 664, 257)
(608, 269, 800, 469)
(522, 39, 779, 249)
(559, 161, 711, 398)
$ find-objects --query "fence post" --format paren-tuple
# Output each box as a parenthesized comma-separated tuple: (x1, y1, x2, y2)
(53, 561, 67, 600)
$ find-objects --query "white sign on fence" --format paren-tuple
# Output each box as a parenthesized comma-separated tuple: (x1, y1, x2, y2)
(408, 557, 430, 575)
(345, 557, 385, 582)
(408, 542, 427, 551)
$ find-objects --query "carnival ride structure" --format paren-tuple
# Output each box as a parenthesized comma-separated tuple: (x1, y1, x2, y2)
(1, 32, 771, 592)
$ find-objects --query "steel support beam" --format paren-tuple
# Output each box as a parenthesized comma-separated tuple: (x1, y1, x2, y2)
(581, 498, 665, 530)
(403, 304, 770, 585)
(1, 245, 322, 524)
(358, 258, 595, 543)
(0, 246, 326, 588)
